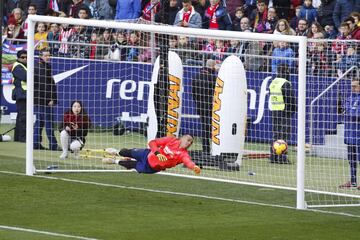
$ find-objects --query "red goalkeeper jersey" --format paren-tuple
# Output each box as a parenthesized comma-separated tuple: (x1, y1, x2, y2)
(147, 137, 195, 171)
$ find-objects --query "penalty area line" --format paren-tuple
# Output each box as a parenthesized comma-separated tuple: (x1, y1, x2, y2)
(0, 225, 100, 240)
(1, 170, 360, 219)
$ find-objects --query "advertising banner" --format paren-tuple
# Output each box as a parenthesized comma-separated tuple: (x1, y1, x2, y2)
(1, 58, 345, 145)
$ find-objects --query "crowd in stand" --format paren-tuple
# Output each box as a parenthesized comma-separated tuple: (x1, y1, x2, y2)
(2, 0, 360, 75)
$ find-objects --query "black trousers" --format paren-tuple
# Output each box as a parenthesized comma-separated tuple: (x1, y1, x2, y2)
(14, 99, 26, 142)
(196, 103, 212, 154)
(270, 111, 293, 163)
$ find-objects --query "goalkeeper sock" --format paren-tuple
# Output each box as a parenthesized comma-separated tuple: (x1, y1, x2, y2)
(118, 160, 137, 169)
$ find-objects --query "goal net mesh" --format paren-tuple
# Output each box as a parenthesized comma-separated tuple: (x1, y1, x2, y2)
(27, 16, 360, 208)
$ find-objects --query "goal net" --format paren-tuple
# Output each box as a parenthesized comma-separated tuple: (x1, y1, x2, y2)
(25, 15, 360, 209)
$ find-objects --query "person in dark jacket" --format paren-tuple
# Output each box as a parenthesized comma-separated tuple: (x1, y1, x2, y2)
(154, 0, 180, 24)
(332, 0, 354, 28)
(33, 49, 59, 150)
(191, 59, 217, 153)
(317, 0, 336, 27)
(299, 0, 318, 25)
(339, 80, 360, 189)
(268, 64, 296, 164)
(11, 50, 28, 142)
(25, 0, 48, 15)
(203, 0, 232, 30)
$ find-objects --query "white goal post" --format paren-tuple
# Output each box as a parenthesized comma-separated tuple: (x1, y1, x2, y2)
(25, 14, 315, 210)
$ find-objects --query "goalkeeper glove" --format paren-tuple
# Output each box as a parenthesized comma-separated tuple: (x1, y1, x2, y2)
(105, 148, 119, 156)
(193, 165, 201, 174)
(155, 151, 167, 162)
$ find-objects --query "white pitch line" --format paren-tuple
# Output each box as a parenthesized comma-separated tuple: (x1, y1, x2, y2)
(1, 170, 360, 219)
(0, 225, 100, 240)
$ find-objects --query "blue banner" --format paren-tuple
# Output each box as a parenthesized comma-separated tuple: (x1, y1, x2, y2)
(1, 58, 348, 145)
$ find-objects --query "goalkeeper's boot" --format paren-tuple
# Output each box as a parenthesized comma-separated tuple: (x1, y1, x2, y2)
(339, 181, 357, 188)
(102, 158, 116, 164)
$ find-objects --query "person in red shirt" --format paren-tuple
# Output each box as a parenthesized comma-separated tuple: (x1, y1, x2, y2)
(60, 100, 90, 159)
(103, 135, 201, 174)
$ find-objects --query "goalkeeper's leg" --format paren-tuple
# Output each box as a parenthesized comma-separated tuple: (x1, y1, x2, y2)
(102, 148, 138, 169)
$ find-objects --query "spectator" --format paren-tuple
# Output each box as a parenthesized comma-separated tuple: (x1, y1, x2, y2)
(109, 31, 128, 61)
(115, 0, 141, 21)
(58, 24, 76, 57)
(85, 0, 114, 20)
(272, 0, 292, 20)
(345, 16, 360, 40)
(274, 19, 295, 36)
(48, 0, 61, 12)
(78, 5, 91, 19)
(273, 19, 295, 48)
(299, 0, 318, 25)
(232, 6, 246, 31)
(68, 25, 92, 58)
(227, 39, 241, 54)
(23, 4, 37, 37)
(34, 22, 48, 51)
(332, 22, 351, 59)
(68, 0, 91, 18)
(178, 35, 201, 65)
(295, 18, 309, 36)
(332, 0, 354, 29)
(60, 100, 91, 160)
(56, 0, 74, 15)
(244, 0, 257, 18)
(127, 31, 140, 61)
(265, 7, 279, 34)
(192, 0, 210, 18)
(212, 39, 227, 62)
(174, 0, 202, 28)
(238, 16, 252, 32)
(271, 41, 295, 74)
(307, 21, 325, 39)
(250, 0, 268, 33)
(4, 15, 25, 44)
(155, 0, 180, 24)
(317, 0, 336, 27)
(203, 0, 232, 30)
(5, 0, 27, 17)
(47, 23, 61, 55)
(89, 31, 98, 59)
(338, 45, 359, 76)
(311, 41, 331, 76)
(243, 38, 265, 71)
(25, 0, 48, 15)
(324, 24, 337, 39)
(11, 50, 28, 143)
(290, 5, 301, 30)
(141, 0, 161, 21)
(350, 12, 360, 27)
(169, 35, 178, 49)
(33, 49, 59, 150)
(12, 8, 25, 27)
(226, 0, 244, 19)
(138, 33, 152, 63)
(96, 28, 113, 59)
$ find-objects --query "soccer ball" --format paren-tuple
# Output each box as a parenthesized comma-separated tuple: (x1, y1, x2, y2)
(272, 139, 288, 155)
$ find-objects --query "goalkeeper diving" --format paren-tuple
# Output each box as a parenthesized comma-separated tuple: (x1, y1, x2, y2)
(103, 135, 201, 174)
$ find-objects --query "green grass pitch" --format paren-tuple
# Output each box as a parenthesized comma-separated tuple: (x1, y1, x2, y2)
(0, 125, 360, 240)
